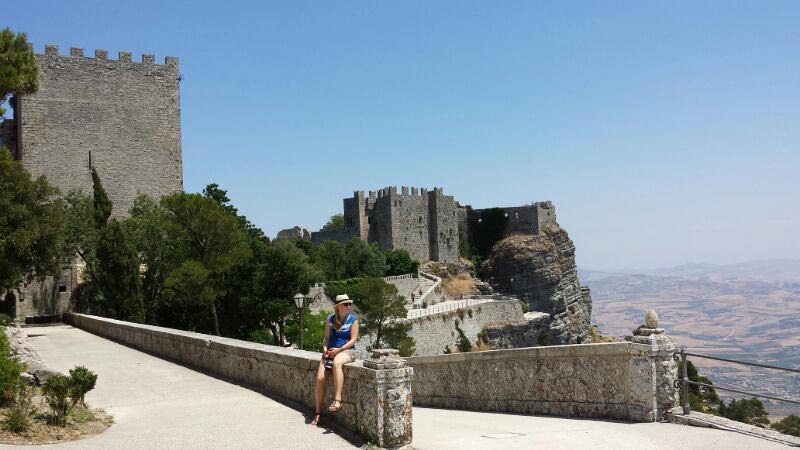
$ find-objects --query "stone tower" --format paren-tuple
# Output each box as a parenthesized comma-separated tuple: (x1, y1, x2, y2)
(1, 44, 184, 320)
(11, 44, 183, 215)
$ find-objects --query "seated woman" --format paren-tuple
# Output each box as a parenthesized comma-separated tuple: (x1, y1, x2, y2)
(311, 294, 359, 426)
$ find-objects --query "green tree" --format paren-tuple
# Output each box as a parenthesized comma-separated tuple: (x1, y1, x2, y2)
(0, 148, 65, 292)
(203, 183, 267, 243)
(124, 194, 173, 324)
(91, 167, 112, 229)
(322, 214, 345, 231)
(718, 398, 770, 428)
(161, 193, 251, 336)
(384, 248, 419, 276)
(344, 239, 387, 278)
(61, 190, 98, 273)
(676, 359, 720, 413)
(251, 239, 320, 345)
(453, 320, 472, 352)
(313, 240, 347, 281)
(0, 28, 39, 117)
(284, 310, 328, 352)
(356, 277, 414, 355)
(772, 415, 800, 437)
(201, 183, 269, 338)
(95, 219, 144, 322)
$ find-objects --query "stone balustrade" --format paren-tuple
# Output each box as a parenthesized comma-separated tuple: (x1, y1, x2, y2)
(407, 339, 678, 422)
(63, 313, 413, 448)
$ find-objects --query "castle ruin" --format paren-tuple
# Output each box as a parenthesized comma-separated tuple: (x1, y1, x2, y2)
(309, 186, 557, 263)
(1, 44, 184, 320)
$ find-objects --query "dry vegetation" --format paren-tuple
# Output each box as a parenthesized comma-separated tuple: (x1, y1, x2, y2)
(442, 274, 479, 297)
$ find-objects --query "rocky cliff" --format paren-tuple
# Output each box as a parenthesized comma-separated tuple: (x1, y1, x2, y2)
(480, 226, 592, 344)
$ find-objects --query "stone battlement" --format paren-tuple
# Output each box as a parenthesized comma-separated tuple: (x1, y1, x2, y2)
(38, 44, 179, 67)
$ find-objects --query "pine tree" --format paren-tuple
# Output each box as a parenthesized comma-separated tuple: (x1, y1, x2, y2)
(95, 219, 144, 322)
(0, 28, 39, 117)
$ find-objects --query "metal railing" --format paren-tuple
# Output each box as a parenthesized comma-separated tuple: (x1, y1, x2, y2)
(676, 349, 800, 414)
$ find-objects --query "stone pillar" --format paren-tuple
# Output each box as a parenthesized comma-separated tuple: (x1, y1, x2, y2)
(359, 349, 413, 448)
(631, 310, 679, 421)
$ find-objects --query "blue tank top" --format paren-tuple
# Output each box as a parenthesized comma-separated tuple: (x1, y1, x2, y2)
(328, 313, 357, 349)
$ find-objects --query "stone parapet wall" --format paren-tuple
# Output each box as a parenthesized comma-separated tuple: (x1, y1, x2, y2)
(406, 300, 522, 356)
(63, 313, 413, 447)
(407, 342, 678, 422)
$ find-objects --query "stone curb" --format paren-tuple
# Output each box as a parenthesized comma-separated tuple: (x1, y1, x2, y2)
(667, 408, 800, 447)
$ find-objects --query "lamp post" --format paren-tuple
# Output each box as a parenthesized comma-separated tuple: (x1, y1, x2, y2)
(293, 293, 306, 350)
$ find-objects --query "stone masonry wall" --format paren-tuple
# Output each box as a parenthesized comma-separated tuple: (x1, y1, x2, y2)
(389, 187, 431, 262)
(63, 313, 414, 447)
(429, 189, 459, 262)
(407, 342, 678, 422)
(18, 45, 183, 217)
(406, 300, 523, 356)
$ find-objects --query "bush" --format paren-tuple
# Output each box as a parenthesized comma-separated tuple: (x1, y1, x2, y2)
(69, 366, 98, 407)
(718, 398, 769, 428)
(455, 321, 472, 352)
(43, 374, 72, 426)
(772, 415, 800, 437)
(0, 325, 23, 405)
(3, 384, 33, 432)
(0, 314, 12, 326)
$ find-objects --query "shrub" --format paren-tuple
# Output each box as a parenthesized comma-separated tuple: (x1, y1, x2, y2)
(718, 398, 769, 427)
(69, 366, 98, 407)
(772, 415, 800, 437)
(3, 384, 33, 432)
(537, 333, 549, 347)
(0, 314, 12, 326)
(43, 374, 72, 426)
(0, 355, 22, 405)
(455, 322, 472, 352)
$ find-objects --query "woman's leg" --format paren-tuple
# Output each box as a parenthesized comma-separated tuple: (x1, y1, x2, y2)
(330, 351, 354, 408)
(312, 360, 327, 424)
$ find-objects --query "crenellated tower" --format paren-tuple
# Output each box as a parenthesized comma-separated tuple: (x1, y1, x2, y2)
(9, 44, 183, 216)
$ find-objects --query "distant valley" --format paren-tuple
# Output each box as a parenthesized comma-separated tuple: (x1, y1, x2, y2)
(583, 260, 800, 416)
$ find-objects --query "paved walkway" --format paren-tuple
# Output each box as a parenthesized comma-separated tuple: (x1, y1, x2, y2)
(1, 325, 356, 449)
(4, 325, 792, 449)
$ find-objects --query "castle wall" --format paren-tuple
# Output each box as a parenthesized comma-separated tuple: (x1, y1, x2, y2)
(371, 189, 394, 251)
(389, 186, 431, 262)
(17, 45, 183, 216)
(428, 188, 459, 262)
(311, 187, 551, 264)
(467, 201, 557, 238)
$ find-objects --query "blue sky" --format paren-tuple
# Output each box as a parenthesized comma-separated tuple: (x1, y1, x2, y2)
(6, 1, 799, 269)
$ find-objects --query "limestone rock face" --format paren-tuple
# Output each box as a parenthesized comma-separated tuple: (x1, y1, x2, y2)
(481, 227, 593, 344)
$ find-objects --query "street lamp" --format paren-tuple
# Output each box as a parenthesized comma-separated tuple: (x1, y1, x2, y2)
(293, 293, 306, 350)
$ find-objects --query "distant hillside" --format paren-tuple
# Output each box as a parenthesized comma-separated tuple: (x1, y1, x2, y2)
(581, 259, 800, 282)
(582, 259, 800, 416)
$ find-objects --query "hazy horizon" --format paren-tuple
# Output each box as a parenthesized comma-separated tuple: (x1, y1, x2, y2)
(6, 1, 799, 269)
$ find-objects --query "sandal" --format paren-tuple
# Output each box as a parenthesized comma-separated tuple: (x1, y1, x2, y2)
(328, 399, 342, 412)
(310, 413, 321, 426)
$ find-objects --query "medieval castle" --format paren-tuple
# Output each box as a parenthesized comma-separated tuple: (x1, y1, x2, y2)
(1, 44, 184, 319)
(308, 187, 557, 263)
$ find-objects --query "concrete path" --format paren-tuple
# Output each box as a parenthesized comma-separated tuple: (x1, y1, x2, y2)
(4, 324, 792, 449)
(0, 325, 357, 450)
(413, 407, 792, 449)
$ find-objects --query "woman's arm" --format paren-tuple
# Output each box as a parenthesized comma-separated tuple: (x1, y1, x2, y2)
(322, 320, 330, 355)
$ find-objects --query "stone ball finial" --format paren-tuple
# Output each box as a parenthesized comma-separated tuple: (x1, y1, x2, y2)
(645, 309, 659, 329)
